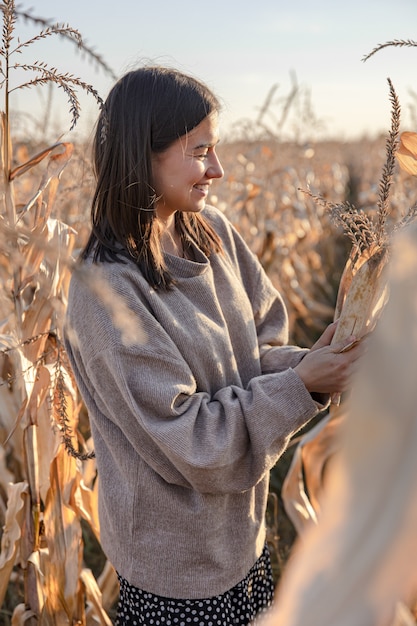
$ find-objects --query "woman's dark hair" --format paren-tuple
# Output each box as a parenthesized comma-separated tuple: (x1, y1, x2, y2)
(81, 65, 223, 289)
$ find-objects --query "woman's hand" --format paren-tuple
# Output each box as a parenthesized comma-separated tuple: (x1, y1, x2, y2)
(294, 322, 365, 395)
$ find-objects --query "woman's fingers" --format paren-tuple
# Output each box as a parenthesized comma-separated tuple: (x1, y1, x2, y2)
(294, 339, 364, 394)
(310, 321, 339, 351)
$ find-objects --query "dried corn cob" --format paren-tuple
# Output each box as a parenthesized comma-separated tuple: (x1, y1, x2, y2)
(330, 245, 389, 405)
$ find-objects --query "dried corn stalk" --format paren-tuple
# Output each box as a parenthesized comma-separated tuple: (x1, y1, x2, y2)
(282, 78, 417, 533)
(0, 2, 118, 622)
(0, 140, 117, 623)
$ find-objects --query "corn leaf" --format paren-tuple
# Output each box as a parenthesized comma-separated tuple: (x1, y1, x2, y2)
(0, 482, 28, 605)
(81, 568, 113, 626)
(396, 132, 417, 176)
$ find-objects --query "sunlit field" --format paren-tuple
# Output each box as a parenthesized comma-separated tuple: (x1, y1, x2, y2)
(1, 2, 417, 624)
(2, 130, 416, 625)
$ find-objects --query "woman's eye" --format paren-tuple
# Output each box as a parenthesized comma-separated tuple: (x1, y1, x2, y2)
(196, 152, 208, 159)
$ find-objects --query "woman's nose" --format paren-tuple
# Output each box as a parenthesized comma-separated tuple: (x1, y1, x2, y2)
(207, 152, 224, 179)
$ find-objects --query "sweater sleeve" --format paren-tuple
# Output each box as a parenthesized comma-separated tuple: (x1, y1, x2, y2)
(216, 210, 309, 373)
(253, 267, 309, 373)
(79, 310, 321, 496)
(224, 225, 330, 406)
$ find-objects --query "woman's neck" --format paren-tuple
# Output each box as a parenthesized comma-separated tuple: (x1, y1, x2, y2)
(158, 215, 185, 258)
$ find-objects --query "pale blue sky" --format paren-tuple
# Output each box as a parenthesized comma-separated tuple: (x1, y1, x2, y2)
(7, 0, 417, 141)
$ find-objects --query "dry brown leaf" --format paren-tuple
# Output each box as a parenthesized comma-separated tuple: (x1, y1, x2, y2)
(11, 604, 36, 626)
(2, 395, 27, 451)
(19, 144, 74, 221)
(42, 450, 83, 621)
(282, 411, 344, 533)
(20, 299, 54, 362)
(397, 132, 417, 176)
(26, 550, 47, 615)
(19, 222, 76, 360)
(72, 474, 100, 542)
(36, 368, 62, 502)
(96, 560, 120, 612)
(0, 445, 15, 494)
(9, 143, 70, 181)
(81, 568, 113, 626)
(44, 218, 76, 295)
(0, 482, 28, 606)
(0, 374, 22, 446)
(79, 438, 97, 489)
(400, 131, 417, 153)
(296, 412, 343, 515)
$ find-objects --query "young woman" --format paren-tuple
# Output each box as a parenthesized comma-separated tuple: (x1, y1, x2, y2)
(64, 65, 362, 625)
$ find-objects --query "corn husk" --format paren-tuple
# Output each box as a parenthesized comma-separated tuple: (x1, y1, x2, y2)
(282, 243, 390, 531)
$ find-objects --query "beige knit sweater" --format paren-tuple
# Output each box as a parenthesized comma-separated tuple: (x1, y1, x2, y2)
(64, 205, 326, 599)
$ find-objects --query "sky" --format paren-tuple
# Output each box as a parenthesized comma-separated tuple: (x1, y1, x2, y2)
(6, 0, 417, 142)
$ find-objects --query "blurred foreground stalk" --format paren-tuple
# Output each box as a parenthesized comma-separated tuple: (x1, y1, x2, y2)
(263, 221, 417, 626)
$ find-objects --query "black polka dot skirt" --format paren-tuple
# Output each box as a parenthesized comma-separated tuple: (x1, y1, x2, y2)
(115, 543, 275, 625)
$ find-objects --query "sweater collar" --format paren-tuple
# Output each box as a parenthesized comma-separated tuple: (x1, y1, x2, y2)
(164, 242, 210, 279)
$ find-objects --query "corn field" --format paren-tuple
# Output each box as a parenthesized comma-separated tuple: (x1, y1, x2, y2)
(1, 1, 417, 624)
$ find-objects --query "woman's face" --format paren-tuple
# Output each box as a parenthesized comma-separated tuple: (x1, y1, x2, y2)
(152, 112, 224, 221)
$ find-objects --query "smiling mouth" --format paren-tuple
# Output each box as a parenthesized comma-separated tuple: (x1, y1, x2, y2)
(194, 184, 209, 193)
